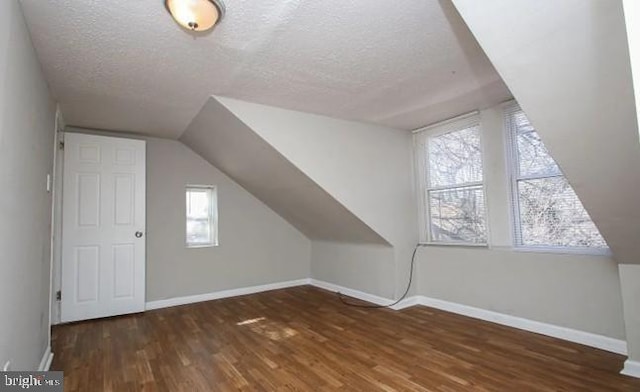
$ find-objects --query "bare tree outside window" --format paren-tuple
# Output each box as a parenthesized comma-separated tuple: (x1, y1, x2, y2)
(426, 124, 487, 244)
(506, 106, 607, 249)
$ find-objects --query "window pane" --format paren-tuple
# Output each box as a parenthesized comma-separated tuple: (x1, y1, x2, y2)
(187, 189, 210, 219)
(186, 187, 216, 246)
(512, 110, 535, 134)
(516, 130, 561, 177)
(518, 177, 607, 248)
(428, 126, 483, 187)
(428, 186, 486, 243)
(187, 218, 211, 244)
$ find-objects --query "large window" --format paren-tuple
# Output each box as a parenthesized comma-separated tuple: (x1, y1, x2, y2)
(186, 186, 218, 247)
(415, 114, 487, 245)
(505, 105, 607, 250)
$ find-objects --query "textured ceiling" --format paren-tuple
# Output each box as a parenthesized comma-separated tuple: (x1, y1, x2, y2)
(20, 0, 511, 138)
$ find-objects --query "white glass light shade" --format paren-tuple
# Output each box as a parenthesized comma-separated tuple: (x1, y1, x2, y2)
(165, 0, 225, 32)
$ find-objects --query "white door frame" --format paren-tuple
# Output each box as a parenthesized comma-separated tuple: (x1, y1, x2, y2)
(50, 125, 65, 325)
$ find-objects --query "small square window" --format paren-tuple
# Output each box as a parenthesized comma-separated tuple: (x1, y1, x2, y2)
(186, 186, 218, 247)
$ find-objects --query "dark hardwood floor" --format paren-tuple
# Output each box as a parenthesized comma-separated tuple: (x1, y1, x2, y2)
(52, 286, 639, 391)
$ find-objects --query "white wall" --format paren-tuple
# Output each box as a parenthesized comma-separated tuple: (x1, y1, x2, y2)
(216, 97, 418, 299)
(0, 0, 56, 370)
(415, 105, 625, 339)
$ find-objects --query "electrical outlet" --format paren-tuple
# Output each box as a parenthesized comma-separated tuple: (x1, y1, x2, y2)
(2, 360, 10, 371)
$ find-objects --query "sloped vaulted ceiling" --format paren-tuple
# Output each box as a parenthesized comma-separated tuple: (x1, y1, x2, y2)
(19, 0, 511, 138)
(452, 0, 640, 265)
(179, 97, 391, 244)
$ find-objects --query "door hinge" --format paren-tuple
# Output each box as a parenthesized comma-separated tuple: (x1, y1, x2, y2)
(56, 290, 61, 301)
(58, 141, 64, 150)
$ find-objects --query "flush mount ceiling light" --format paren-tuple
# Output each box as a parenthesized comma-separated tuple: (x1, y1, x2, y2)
(165, 0, 225, 32)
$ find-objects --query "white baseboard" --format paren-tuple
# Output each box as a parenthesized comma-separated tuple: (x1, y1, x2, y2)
(308, 279, 396, 307)
(145, 279, 310, 310)
(306, 280, 626, 355)
(38, 346, 53, 371)
(147, 277, 402, 310)
(621, 360, 640, 378)
(307, 279, 422, 311)
(391, 296, 422, 310)
(144, 278, 627, 358)
(408, 295, 627, 355)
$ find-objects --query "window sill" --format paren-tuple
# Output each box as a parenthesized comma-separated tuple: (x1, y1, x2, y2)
(186, 243, 218, 249)
(419, 243, 611, 257)
(419, 242, 488, 249)
(509, 245, 611, 257)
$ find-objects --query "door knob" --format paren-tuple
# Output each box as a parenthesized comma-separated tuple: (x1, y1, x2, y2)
(135, 231, 143, 238)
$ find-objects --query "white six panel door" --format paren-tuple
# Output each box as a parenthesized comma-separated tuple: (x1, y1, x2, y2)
(61, 133, 146, 323)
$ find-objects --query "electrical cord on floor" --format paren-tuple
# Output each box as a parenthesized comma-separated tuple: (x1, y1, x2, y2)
(337, 244, 421, 309)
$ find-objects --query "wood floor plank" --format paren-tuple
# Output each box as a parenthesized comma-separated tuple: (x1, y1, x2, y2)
(51, 286, 640, 391)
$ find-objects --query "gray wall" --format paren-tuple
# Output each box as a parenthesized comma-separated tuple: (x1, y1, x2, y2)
(619, 264, 640, 364)
(0, 0, 56, 370)
(211, 97, 626, 341)
(216, 97, 418, 299)
(311, 241, 395, 297)
(620, 0, 640, 367)
(145, 138, 311, 301)
(59, 132, 312, 304)
(418, 247, 624, 339)
(68, 100, 624, 343)
(180, 98, 387, 244)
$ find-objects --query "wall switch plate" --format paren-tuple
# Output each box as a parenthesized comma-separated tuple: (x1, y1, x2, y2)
(46, 174, 52, 193)
(2, 360, 10, 371)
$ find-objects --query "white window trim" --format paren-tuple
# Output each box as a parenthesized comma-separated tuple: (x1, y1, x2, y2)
(414, 111, 489, 247)
(185, 185, 219, 248)
(512, 245, 612, 256)
(504, 102, 609, 255)
(418, 241, 489, 248)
